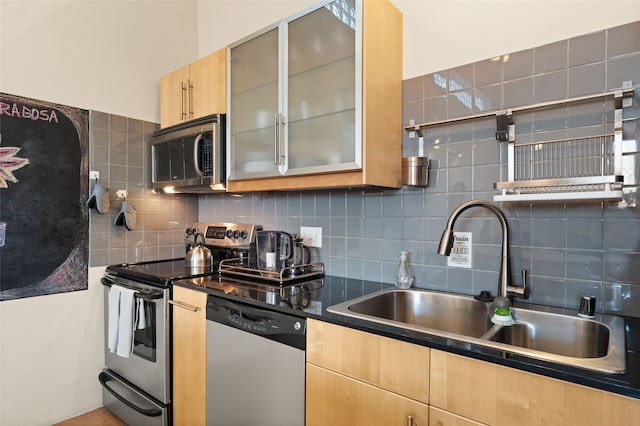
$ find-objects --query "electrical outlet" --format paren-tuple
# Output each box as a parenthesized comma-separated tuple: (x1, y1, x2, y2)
(300, 226, 322, 248)
(89, 170, 100, 181)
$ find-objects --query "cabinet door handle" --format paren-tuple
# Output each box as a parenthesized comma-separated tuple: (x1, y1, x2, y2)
(274, 113, 280, 165)
(273, 113, 285, 166)
(187, 78, 193, 118)
(180, 81, 187, 120)
(278, 113, 285, 166)
(180, 81, 186, 119)
(169, 299, 199, 312)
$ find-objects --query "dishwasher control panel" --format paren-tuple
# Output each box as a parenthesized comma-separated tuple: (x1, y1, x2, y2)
(206, 295, 306, 350)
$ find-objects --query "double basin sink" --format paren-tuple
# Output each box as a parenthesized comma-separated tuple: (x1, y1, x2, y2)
(327, 288, 626, 374)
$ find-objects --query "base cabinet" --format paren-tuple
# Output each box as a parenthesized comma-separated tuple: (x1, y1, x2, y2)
(306, 319, 430, 426)
(171, 286, 207, 426)
(430, 350, 640, 426)
(306, 320, 640, 426)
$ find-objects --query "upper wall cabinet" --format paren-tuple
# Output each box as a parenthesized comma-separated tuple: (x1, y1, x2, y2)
(160, 48, 227, 129)
(226, 0, 402, 192)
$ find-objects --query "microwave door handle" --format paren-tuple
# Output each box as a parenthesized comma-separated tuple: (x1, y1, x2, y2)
(210, 123, 218, 181)
(193, 132, 205, 177)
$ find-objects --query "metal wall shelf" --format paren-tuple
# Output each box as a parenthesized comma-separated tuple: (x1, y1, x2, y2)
(404, 82, 635, 203)
(404, 86, 634, 136)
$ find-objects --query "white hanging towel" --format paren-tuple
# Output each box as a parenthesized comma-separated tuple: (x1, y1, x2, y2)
(116, 286, 138, 358)
(107, 285, 122, 353)
(137, 297, 146, 330)
(107, 284, 138, 358)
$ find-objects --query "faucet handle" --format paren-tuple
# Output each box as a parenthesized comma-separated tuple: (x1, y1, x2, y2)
(506, 269, 530, 300)
(578, 295, 596, 318)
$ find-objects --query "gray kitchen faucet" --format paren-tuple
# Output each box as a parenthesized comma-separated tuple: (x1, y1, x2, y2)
(438, 199, 529, 300)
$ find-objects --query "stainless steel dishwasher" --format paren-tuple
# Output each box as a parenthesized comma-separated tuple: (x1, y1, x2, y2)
(206, 294, 306, 426)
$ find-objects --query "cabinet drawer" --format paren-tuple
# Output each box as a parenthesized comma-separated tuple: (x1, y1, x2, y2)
(307, 319, 429, 403)
(306, 364, 428, 426)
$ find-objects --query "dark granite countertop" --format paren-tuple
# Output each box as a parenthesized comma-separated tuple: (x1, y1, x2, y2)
(172, 274, 640, 400)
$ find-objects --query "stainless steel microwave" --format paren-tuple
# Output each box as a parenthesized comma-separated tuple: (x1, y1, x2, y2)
(151, 114, 226, 193)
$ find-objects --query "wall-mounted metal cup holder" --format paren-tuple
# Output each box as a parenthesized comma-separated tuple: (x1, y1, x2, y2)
(402, 156, 429, 187)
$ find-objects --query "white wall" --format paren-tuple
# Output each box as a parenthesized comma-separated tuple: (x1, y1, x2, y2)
(0, 267, 106, 425)
(0, 1, 197, 424)
(397, 0, 640, 78)
(1, 0, 640, 424)
(0, 0, 199, 122)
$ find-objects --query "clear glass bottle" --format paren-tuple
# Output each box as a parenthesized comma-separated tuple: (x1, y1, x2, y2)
(394, 251, 415, 289)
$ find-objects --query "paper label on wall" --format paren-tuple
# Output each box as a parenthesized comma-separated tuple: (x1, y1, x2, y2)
(447, 232, 472, 268)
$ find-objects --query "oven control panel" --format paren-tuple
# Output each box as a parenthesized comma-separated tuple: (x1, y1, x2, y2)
(185, 222, 262, 249)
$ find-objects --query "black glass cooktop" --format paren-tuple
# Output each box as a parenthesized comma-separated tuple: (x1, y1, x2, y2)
(173, 274, 325, 310)
(105, 258, 217, 287)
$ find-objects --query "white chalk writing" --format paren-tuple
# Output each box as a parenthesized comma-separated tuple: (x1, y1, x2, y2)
(0, 102, 59, 123)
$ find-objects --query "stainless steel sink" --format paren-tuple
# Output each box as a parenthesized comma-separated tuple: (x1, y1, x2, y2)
(327, 288, 627, 374)
(342, 289, 493, 338)
(485, 309, 610, 358)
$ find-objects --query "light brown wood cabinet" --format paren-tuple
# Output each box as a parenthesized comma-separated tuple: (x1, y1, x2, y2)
(307, 364, 429, 426)
(171, 286, 207, 426)
(306, 319, 430, 425)
(226, 0, 403, 192)
(430, 349, 640, 426)
(429, 407, 486, 426)
(160, 48, 226, 128)
(306, 320, 640, 426)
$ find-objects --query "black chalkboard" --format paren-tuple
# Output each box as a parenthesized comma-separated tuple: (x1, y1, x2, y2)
(0, 93, 89, 300)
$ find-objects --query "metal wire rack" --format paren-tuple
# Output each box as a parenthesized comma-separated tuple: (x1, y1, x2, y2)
(492, 87, 632, 202)
(494, 134, 624, 201)
(514, 135, 615, 181)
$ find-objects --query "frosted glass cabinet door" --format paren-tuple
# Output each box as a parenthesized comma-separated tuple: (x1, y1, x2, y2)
(229, 28, 280, 179)
(286, 0, 358, 173)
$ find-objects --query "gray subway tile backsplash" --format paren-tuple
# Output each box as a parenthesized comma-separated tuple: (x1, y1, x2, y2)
(425, 72, 448, 97)
(88, 111, 198, 267)
(569, 30, 605, 67)
(503, 49, 534, 81)
(474, 83, 502, 113)
(89, 21, 640, 318)
(534, 40, 568, 74)
(474, 58, 502, 86)
(534, 69, 567, 103)
(568, 62, 606, 97)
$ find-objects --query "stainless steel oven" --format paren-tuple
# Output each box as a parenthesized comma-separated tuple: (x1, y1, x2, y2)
(99, 222, 262, 425)
(100, 273, 172, 426)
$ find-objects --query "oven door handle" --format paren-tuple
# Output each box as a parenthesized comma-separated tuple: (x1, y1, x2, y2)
(99, 370, 164, 417)
(101, 277, 164, 301)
